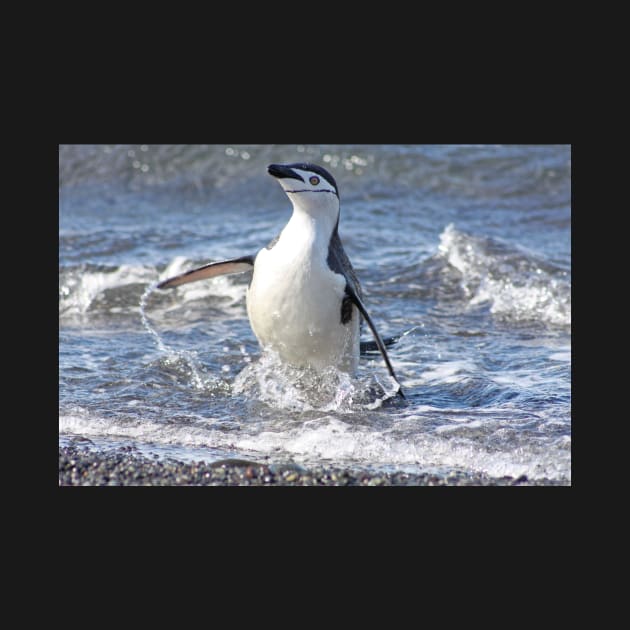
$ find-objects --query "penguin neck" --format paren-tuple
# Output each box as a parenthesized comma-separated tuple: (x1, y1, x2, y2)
(281, 197, 340, 260)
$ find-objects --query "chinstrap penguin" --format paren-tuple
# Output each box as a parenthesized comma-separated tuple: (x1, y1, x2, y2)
(158, 162, 404, 397)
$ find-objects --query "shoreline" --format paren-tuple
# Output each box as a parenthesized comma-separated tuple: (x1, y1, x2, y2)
(59, 445, 569, 487)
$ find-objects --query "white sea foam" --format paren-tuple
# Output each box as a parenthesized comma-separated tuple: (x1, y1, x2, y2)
(59, 406, 223, 448)
(234, 415, 569, 480)
(59, 404, 570, 481)
(437, 224, 571, 327)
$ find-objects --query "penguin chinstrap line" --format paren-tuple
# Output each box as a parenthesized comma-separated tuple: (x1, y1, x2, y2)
(157, 163, 405, 398)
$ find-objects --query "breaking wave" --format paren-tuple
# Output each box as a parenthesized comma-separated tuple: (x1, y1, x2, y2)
(437, 224, 570, 327)
(59, 256, 249, 321)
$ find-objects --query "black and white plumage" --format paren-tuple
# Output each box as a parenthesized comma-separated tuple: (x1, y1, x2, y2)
(158, 162, 404, 397)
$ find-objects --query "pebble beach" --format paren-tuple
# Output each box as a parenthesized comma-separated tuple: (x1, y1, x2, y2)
(59, 445, 568, 487)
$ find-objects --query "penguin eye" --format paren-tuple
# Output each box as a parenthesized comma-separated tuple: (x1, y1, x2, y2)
(309, 176, 320, 185)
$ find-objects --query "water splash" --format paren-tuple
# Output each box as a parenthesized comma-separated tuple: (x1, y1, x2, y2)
(140, 281, 212, 391)
(232, 350, 399, 413)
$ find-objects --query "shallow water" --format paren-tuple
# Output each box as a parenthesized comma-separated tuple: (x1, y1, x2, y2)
(59, 144, 571, 482)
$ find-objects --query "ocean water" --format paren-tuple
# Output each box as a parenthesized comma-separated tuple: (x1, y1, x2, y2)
(59, 144, 571, 483)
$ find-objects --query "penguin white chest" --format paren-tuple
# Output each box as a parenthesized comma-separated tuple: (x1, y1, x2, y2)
(246, 244, 359, 373)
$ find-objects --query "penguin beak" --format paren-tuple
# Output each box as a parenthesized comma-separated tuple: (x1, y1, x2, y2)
(268, 164, 304, 182)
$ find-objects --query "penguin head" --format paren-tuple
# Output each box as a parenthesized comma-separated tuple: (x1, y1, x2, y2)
(268, 163, 338, 198)
(268, 163, 340, 229)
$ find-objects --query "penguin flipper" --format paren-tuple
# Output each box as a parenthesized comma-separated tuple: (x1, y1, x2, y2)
(344, 284, 405, 399)
(157, 255, 255, 289)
